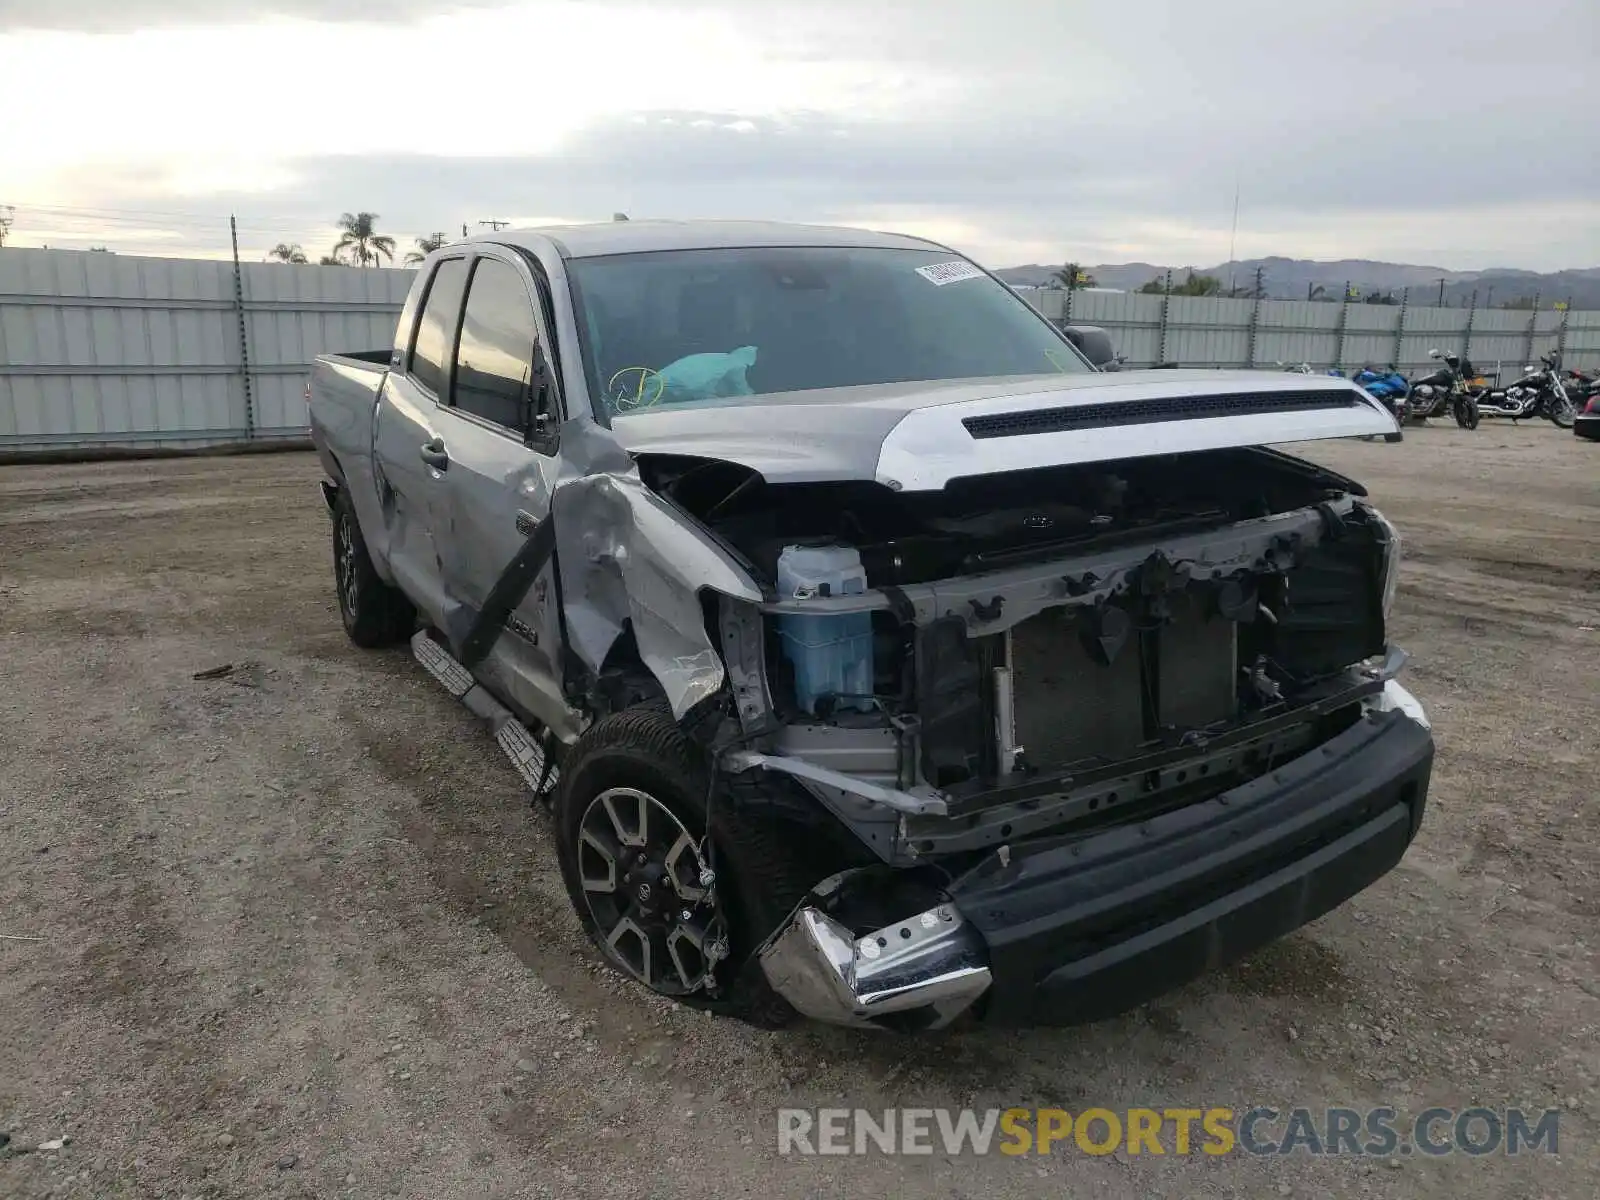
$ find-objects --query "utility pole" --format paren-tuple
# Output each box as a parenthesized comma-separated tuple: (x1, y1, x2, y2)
(462, 223, 470, 238)
(479, 219, 511, 231)
(1436, 277, 1446, 307)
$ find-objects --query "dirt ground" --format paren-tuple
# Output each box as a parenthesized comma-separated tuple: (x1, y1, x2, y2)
(1, 423, 1596, 1199)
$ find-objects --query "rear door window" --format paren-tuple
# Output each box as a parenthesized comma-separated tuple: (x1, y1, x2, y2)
(409, 258, 469, 397)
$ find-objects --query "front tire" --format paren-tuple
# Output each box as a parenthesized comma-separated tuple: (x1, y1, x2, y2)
(1548, 396, 1576, 429)
(1453, 397, 1480, 430)
(332, 488, 415, 648)
(554, 701, 813, 1026)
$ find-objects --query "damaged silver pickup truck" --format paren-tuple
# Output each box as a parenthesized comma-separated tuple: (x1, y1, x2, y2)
(308, 220, 1434, 1031)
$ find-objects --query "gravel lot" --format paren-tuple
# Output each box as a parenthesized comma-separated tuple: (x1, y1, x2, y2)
(1, 424, 1596, 1199)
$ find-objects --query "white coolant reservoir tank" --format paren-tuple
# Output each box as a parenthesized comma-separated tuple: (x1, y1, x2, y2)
(775, 545, 875, 715)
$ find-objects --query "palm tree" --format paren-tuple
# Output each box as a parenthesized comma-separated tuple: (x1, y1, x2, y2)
(333, 212, 396, 268)
(1054, 262, 1096, 290)
(266, 242, 308, 265)
(404, 231, 450, 266)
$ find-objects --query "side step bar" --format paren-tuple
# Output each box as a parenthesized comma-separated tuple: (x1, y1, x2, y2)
(410, 630, 560, 800)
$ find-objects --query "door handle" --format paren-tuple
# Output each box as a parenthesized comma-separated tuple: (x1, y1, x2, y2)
(419, 438, 449, 471)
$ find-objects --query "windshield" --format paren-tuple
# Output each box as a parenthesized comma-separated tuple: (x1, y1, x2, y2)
(565, 245, 1092, 417)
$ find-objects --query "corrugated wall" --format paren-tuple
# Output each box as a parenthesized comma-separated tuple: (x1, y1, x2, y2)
(4, 249, 1597, 453)
(1024, 284, 1596, 379)
(0, 248, 412, 451)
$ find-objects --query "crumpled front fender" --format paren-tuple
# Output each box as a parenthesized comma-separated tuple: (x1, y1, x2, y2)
(552, 474, 763, 720)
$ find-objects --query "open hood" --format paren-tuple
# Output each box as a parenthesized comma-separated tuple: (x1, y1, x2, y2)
(614, 370, 1399, 491)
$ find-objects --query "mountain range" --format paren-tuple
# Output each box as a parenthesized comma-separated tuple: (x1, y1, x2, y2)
(995, 256, 1600, 309)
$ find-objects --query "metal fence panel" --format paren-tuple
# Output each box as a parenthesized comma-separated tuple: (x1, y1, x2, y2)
(2, 248, 413, 450)
(6, 251, 1600, 452)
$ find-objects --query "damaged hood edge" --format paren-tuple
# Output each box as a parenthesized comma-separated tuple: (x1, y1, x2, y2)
(616, 371, 1398, 489)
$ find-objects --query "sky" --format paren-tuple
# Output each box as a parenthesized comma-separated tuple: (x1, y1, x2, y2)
(0, 0, 1596, 271)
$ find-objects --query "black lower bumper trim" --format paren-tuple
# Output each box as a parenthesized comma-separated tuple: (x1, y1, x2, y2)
(951, 708, 1433, 1026)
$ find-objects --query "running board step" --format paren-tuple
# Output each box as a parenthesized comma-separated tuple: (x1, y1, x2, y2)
(412, 629, 473, 698)
(410, 630, 560, 799)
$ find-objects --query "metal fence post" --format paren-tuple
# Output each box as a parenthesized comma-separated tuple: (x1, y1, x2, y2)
(1062, 284, 1075, 326)
(1332, 281, 1351, 370)
(1516, 291, 1542, 366)
(229, 215, 256, 440)
(1461, 288, 1478, 368)
(1522, 293, 1542, 367)
(1157, 270, 1172, 365)
(1246, 289, 1263, 368)
(1392, 287, 1408, 367)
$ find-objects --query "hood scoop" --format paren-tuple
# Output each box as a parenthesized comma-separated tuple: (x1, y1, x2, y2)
(963, 389, 1361, 439)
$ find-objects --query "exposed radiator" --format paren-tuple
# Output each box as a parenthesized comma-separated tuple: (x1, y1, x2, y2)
(1008, 593, 1238, 770)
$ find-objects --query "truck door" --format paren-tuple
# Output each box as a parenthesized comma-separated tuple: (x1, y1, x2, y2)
(428, 250, 570, 734)
(372, 255, 470, 627)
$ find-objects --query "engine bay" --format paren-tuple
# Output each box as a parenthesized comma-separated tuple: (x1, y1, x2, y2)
(638, 446, 1364, 588)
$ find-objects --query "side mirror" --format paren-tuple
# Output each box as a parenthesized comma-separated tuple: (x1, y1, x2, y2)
(522, 356, 559, 453)
(1060, 324, 1118, 369)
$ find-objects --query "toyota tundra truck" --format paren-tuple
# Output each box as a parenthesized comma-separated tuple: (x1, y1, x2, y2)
(307, 220, 1432, 1031)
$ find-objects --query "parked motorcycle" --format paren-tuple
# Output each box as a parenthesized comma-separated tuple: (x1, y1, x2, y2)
(1406, 349, 1480, 429)
(1568, 367, 1600, 410)
(1350, 365, 1410, 423)
(1474, 352, 1577, 428)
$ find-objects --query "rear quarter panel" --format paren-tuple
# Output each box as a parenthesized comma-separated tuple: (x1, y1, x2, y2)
(309, 355, 394, 579)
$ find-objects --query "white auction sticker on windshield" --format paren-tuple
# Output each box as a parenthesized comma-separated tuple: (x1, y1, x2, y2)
(915, 260, 985, 286)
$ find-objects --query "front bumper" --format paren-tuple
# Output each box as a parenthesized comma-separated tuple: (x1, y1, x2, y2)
(758, 681, 1433, 1030)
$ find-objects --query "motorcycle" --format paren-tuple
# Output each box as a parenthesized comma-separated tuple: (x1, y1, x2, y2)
(1350, 365, 1410, 424)
(1475, 352, 1577, 428)
(1406, 349, 1480, 429)
(1568, 367, 1600, 409)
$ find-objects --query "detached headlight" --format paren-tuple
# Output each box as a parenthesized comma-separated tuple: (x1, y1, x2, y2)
(1375, 509, 1402, 620)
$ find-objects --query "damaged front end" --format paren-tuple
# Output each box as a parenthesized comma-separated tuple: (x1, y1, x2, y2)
(629, 445, 1433, 1029)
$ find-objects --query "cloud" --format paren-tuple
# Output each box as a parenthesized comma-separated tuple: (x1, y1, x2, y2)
(0, 0, 497, 31)
(3, 0, 1596, 269)
(25, 106, 1595, 271)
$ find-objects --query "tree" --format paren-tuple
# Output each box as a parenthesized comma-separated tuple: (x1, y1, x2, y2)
(1054, 261, 1096, 290)
(318, 252, 347, 266)
(333, 211, 396, 268)
(267, 242, 308, 264)
(1136, 271, 1223, 296)
(404, 231, 450, 266)
(0, 205, 13, 247)
(1176, 272, 1222, 297)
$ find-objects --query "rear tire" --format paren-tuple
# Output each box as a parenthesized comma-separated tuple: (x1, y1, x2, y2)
(332, 487, 416, 648)
(554, 701, 814, 1027)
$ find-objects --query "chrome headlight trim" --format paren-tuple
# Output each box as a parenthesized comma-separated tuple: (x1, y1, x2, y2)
(1374, 508, 1402, 621)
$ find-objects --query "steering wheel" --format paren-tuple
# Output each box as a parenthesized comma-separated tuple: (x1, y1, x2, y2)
(607, 366, 666, 412)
